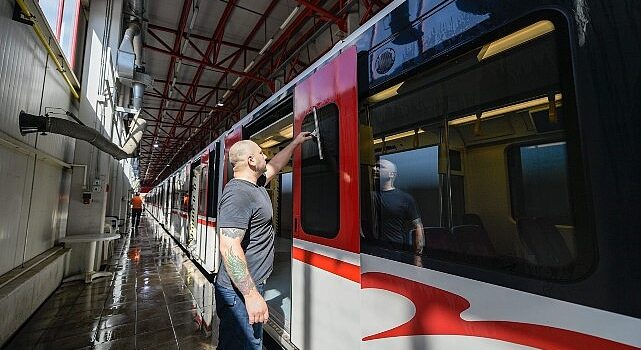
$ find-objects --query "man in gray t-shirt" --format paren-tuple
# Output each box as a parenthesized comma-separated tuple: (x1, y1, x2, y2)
(215, 132, 311, 350)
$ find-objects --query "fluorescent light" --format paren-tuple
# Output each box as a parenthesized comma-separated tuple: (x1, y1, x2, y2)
(527, 141, 566, 149)
(367, 82, 404, 103)
(223, 90, 231, 99)
(280, 6, 299, 30)
(232, 77, 242, 87)
(243, 60, 255, 72)
(278, 125, 293, 138)
(374, 129, 424, 144)
(259, 38, 273, 55)
(447, 115, 478, 126)
(259, 139, 279, 148)
(448, 93, 562, 125)
(478, 20, 555, 61)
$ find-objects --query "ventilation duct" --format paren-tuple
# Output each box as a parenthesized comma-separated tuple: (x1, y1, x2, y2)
(19, 111, 146, 160)
(117, 0, 151, 111)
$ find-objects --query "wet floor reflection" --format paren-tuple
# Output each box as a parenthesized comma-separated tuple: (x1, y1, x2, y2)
(4, 214, 218, 349)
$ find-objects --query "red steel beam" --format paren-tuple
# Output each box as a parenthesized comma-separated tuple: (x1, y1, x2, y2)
(162, 0, 239, 159)
(295, 0, 346, 31)
(172, 0, 281, 144)
(143, 44, 271, 84)
(147, 22, 260, 52)
(144, 0, 192, 181)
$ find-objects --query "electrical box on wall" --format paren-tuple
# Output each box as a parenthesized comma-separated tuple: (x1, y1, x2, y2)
(82, 192, 92, 204)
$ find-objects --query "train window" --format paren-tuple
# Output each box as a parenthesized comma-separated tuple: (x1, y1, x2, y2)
(300, 103, 340, 238)
(198, 165, 208, 216)
(207, 144, 220, 218)
(360, 20, 593, 280)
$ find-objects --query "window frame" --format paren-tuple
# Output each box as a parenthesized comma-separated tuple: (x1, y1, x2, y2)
(38, 0, 82, 68)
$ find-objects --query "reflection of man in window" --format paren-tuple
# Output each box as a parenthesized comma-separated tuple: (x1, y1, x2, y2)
(374, 159, 425, 255)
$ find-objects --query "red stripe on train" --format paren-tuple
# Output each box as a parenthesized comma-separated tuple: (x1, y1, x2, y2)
(292, 246, 360, 283)
(197, 218, 216, 227)
(362, 272, 638, 350)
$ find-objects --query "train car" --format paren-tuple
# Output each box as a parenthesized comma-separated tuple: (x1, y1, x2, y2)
(148, 0, 641, 349)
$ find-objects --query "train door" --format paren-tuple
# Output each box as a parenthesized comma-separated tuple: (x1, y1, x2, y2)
(291, 46, 360, 350)
(188, 160, 204, 251)
(197, 151, 210, 263)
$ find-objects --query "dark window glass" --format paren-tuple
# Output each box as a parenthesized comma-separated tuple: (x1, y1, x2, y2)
(300, 104, 340, 237)
(508, 141, 571, 225)
(198, 166, 208, 216)
(207, 145, 220, 218)
(279, 172, 293, 239)
(360, 20, 592, 280)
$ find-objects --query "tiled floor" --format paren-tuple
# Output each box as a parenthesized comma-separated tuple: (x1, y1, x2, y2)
(4, 216, 218, 350)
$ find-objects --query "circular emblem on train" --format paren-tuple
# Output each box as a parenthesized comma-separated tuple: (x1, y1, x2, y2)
(375, 48, 395, 75)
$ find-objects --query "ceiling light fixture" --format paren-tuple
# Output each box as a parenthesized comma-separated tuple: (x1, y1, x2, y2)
(374, 128, 424, 144)
(477, 20, 555, 61)
(280, 6, 299, 30)
(367, 82, 404, 103)
(259, 139, 280, 148)
(448, 93, 562, 126)
(278, 125, 293, 138)
(216, 100, 224, 107)
(153, 143, 159, 148)
(243, 61, 255, 73)
(259, 38, 273, 55)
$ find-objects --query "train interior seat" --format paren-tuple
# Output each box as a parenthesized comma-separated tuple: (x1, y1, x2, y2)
(451, 224, 496, 257)
(461, 213, 485, 230)
(516, 217, 573, 267)
(424, 227, 457, 251)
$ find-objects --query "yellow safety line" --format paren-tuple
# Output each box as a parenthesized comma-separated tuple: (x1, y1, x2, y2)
(15, 0, 80, 100)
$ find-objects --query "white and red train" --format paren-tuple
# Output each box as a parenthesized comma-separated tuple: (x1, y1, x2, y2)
(146, 0, 641, 349)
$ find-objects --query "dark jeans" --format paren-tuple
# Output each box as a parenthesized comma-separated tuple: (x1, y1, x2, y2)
(215, 282, 265, 350)
(132, 208, 142, 227)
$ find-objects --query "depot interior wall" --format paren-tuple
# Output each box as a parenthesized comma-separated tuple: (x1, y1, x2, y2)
(0, 0, 136, 278)
(0, 0, 77, 276)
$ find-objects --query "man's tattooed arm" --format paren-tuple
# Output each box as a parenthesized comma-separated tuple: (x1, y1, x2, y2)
(220, 227, 245, 239)
(219, 227, 257, 296)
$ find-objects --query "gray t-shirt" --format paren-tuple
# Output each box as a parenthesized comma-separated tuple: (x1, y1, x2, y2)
(216, 178, 274, 290)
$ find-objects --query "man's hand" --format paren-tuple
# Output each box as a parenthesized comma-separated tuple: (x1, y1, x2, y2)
(265, 131, 314, 183)
(292, 131, 313, 146)
(245, 292, 269, 324)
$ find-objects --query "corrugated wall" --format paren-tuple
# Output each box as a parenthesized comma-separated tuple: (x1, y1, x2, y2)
(0, 0, 76, 275)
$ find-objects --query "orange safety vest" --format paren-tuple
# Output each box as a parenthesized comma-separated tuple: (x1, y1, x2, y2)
(132, 196, 143, 209)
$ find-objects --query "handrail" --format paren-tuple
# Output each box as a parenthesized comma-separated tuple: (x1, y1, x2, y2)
(15, 0, 80, 100)
(0, 246, 66, 290)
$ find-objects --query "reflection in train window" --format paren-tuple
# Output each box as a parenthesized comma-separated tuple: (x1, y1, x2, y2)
(360, 20, 593, 279)
(300, 104, 340, 238)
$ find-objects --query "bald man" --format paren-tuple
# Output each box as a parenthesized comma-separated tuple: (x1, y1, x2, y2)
(215, 131, 311, 350)
(373, 159, 425, 257)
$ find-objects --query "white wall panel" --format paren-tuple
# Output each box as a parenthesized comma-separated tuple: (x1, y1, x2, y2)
(0, 0, 75, 275)
(0, 148, 30, 275)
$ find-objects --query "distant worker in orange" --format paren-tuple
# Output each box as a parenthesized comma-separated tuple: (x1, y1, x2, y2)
(131, 192, 144, 228)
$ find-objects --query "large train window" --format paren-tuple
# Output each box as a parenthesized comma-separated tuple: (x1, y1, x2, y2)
(300, 104, 340, 238)
(360, 20, 594, 280)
